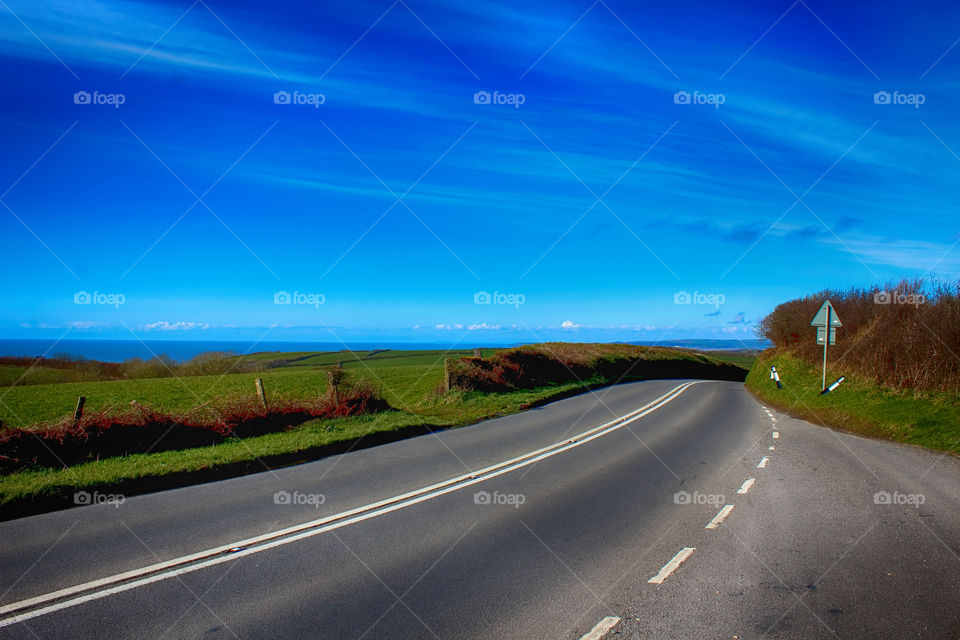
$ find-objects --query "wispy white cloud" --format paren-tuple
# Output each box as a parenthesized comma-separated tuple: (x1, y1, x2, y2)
(139, 320, 212, 331)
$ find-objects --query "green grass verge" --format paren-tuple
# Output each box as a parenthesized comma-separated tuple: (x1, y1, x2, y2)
(746, 350, 960, 453)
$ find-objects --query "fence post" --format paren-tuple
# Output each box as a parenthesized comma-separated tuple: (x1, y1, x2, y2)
(255, 378, 268, 410)
(326, 370, 339, 405)
(443, 359, 451, 393)
(473, 348, 482, 358)
(73, 396, 86, 423)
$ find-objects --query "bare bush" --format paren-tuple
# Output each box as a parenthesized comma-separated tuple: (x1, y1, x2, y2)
(757, 278, 960, 392)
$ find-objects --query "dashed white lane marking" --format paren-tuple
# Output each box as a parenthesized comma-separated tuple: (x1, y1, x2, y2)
(0, 382, 701, 628)
(757, 456, 769, 468)
(772, 431, 780, 439)
(705, 504, 735, 530)
(737, 477, 756, 494)
(768, 446, 775, 451)
(578, 616, 621, 640)
(648, 547, 695, 584)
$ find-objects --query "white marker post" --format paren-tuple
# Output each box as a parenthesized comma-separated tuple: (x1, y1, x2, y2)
(820, 376, 845, 395)
(811, 300, 842, 392)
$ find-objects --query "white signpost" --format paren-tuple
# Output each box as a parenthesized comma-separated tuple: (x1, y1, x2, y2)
(810, 300, 842, 392)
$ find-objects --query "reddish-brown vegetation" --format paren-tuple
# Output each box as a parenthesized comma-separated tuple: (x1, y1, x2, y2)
(757, 278, 960, 392)
(446, 342, 746, 392)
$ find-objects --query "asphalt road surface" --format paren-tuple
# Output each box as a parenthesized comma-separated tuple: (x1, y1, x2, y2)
(1, 379, 958, 639)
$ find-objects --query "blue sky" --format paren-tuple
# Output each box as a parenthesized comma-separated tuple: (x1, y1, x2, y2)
(1, 0, 958, 346)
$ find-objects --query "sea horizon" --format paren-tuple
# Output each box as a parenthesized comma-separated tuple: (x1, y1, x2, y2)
(0, 338, 771, 363)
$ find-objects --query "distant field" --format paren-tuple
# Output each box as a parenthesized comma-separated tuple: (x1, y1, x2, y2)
(700, 349, 759, 370)
(244, 348, 499, 369)
(0, 365, 98, 387)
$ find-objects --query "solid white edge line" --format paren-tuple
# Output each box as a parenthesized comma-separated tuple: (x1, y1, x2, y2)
(705, 504, 734, 530)
(0, 382, 701, 626)
(578, 616, 621, 640)
(648, 547, 695, 584)
(736, 477, 755, 494)
(757, 456, 769, 468)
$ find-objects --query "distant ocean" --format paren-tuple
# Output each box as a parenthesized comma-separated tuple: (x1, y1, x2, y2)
(0, 339, 492, 363)
(0, 338, 770, 363)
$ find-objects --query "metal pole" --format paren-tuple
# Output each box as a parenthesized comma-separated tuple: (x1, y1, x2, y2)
(821, 306, 829, 392)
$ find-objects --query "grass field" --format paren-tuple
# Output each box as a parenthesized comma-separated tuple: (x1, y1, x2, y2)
(0, 350, 495, 428)
(746, 350, 960, 454)
(0, 365, 97, 388)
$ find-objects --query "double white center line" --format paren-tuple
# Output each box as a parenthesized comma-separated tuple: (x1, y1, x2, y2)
(0, 382, 700, 628)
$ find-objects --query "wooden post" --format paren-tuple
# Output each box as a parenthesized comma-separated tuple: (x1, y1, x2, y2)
(326, 370, 338, 405)
(73, 396, 86, 423)
(443, 359, 451, 393)
(255, 378, 268, 410)
(337, 361, 343, 369)
(473, 348, 482, 358)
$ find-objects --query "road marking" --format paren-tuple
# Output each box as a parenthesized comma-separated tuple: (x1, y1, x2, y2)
(648, 547, 695, 584)
(0, 382, 700, 627)
(768, 446, 775, 451)
(772, 431, 779, 439)
(737, 477, 756, 494)
(705, 504, 735, 529)
(579, 616, 620, 640)
(757, 456, 769, 468)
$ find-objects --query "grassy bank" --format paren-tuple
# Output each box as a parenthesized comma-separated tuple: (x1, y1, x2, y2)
(746, 350, 960, 453)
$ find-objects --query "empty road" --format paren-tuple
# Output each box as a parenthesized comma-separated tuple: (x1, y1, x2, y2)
(1, 379, 958, 638)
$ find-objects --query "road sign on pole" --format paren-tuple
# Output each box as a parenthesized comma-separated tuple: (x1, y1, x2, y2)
(811, 300, 842, 392)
